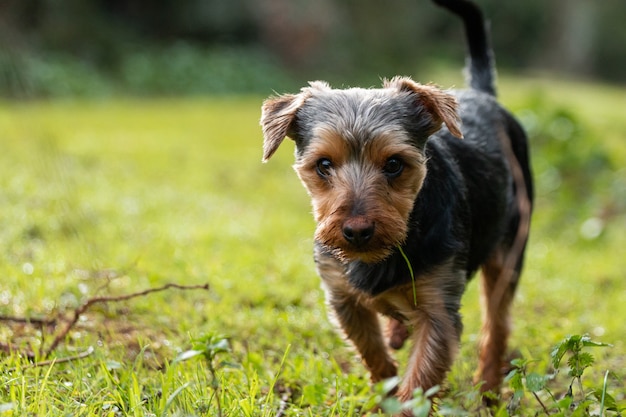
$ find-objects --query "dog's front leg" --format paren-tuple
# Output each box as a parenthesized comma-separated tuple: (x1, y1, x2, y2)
(316, 253, 397, 382)
(390, 269, 465, 411)
(326, 287, 398, 382)
(396, 305, 460, 403)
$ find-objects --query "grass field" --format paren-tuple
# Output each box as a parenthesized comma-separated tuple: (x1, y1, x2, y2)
(0, 75, 625, 416)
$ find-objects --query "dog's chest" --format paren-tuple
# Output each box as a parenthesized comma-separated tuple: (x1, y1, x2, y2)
(367, 283, 417, 322)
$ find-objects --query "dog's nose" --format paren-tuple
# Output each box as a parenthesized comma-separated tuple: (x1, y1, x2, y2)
(342, 218, 374, 247)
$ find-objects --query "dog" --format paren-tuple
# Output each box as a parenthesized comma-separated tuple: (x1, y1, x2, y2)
(260, 0, 533, 413)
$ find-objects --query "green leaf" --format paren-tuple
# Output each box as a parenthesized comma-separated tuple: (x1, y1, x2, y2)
(424, 385, 440, 398)
(173, 349, 204, 363)
(380, 397, 403, 413)
(508, 370, 524, 392)
(570, 399, 595, 416)
(504, 368, 518, 382)
(437, 405, 469, 416)
(580, 336, 611, 348)
(207, 338, 230, 354)
(567, 352, 594, 377)
(378, 376, 401, 396)
(410, 402, 432, 417)
(105, 360, 124, 371)
(510, 357, 528, 369)
(525, 372, 546, 392)
(551, 340, 570, 369)
(217, 360, 242, 370)
(592, 388, 617, 410)
(556, 395, 573, 410)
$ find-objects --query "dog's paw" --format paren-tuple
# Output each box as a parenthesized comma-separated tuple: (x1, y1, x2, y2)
(387, 318, 409, 350)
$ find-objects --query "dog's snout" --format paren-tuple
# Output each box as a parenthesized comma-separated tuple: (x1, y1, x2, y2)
(342, 217, 375, 247)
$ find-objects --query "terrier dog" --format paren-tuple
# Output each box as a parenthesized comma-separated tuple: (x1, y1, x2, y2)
(261, 0, 533, 412)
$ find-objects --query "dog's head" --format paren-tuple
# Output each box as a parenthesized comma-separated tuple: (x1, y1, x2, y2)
(261, 77, 462, 264)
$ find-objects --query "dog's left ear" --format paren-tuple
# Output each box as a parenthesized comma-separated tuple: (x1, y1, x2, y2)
(386, 76, 463, 139)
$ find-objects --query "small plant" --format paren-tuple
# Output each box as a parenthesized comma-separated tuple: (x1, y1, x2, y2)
(174, 333, 238, 417)
(506, 334, 624, 416)
(367, 376, 437, 416)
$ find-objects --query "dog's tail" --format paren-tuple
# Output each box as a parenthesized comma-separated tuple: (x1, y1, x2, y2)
(432, 0, 497, 96)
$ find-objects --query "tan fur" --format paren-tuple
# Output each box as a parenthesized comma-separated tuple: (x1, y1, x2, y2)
(384, 77, 463, 139)
(317, 251, 465, 410)
(475, 248, 517, 394)
(260, 78, 523, 415)
(295, 131, 426, 264)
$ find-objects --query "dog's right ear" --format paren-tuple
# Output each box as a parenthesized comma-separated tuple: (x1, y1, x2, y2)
(260, 93, 305, 162)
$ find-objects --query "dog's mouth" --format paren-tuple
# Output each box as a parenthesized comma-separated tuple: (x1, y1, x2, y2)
(315, 214, 408, 264)
(322, 240, 396, 265)
(346, 248, 393, 264)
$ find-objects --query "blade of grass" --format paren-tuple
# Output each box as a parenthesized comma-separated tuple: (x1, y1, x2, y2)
(397, 246, 417, 306)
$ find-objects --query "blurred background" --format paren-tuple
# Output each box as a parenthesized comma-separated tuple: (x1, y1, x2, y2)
(1, 0, 626, 98)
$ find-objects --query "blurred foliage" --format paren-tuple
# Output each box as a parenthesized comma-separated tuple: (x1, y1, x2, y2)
(1, 0, 626, 97)
(0, 45, 296, 97)
(0, 84, 624, 415)
(506, 79, 626, 246)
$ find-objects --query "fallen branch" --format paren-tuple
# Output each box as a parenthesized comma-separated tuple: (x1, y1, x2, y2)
(0, 341, 35, 358)
(0, 282, 210, 360)
(44, 282, 210, 357)
(7, 346, 95, 372)
(0, 315, 56, 326)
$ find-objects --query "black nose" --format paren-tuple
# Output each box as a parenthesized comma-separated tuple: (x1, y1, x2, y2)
(342, 219, 374, 247)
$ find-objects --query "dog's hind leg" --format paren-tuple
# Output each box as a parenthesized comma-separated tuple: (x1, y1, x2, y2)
(387, 318, 410, 350)
(475, 246, 520, 397)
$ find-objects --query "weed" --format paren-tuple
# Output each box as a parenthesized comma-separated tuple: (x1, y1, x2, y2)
(506, 334, 625, 416)
(174, 333, 239, 417)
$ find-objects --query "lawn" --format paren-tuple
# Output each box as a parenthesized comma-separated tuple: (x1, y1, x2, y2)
(0, 75, 624, 416)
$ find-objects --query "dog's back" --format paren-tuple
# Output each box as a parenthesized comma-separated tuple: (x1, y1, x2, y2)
(428, 0, 534, 398)
(428, 0, 534, 278)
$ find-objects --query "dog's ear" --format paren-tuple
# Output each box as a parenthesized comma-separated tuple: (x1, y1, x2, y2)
(261, 82, 329, 162)
(260, 94, 303, 162)
(385, 76, 463, 139)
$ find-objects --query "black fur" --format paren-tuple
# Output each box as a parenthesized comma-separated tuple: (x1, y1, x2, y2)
(260, 0, 534, 403)
(433, 0, 497, 96)
(345, 89, 533, 296)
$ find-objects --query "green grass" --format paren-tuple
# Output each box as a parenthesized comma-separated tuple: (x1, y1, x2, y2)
(0, 75, 624, 416)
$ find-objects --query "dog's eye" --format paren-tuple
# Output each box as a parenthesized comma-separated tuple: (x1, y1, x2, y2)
(383, 157, 404, 178)
(316, 158, 333, 178)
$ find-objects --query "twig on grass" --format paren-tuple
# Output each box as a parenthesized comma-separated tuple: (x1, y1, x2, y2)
(0, 315, 57, 326)
(0, 282, 210, 360)
(6, 346, 95, 372)
(0, 341, 35, 358)
(531, 391, 551, 415)
(44, 283, 210, 356)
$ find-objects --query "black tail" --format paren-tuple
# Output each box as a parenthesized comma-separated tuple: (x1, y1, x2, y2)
(432, 0, 497, 96)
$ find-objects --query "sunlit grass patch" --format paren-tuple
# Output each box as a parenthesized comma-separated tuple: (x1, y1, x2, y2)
(0, 76, 625, 415)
